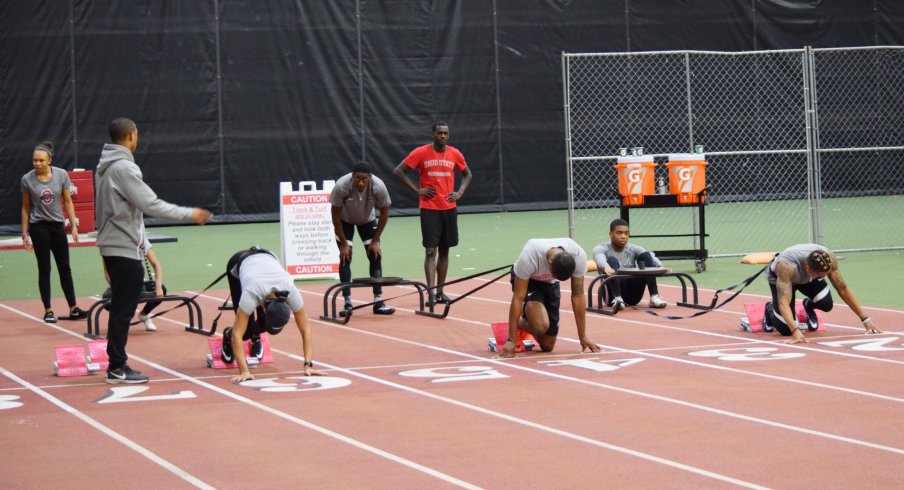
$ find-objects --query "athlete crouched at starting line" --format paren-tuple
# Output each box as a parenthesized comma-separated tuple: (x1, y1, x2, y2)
(765, 243, 881, 344)
(223, 247, 323, 381)
(497, 238, 601, 358)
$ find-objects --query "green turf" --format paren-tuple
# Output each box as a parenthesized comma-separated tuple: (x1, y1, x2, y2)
(1, 210, 901, 308)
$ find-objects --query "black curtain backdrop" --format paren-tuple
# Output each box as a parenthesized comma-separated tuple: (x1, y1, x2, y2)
(3, 0, 904, 228)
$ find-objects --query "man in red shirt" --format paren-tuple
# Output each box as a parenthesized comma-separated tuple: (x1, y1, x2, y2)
(394, 122, 473, 305)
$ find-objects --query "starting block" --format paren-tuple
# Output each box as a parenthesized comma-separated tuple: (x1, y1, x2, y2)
(206, 333, 274, 369)
(739, 302, 823, 333)
(487, 322, 536, 353)
(740, 303, 768, 333)
(52, 340, 108, 377)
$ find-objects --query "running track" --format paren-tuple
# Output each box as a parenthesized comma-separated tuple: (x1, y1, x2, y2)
(1, 277, 903, 489)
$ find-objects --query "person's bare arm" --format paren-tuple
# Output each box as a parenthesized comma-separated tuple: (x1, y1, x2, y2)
(497, 277, 529, 358)
(774, 262, 806, 343)
(21, 191, 32, 251)
(369, 206, 390, 259)
(827, 269, 881, 334)
(571, 275, 600, 352)
(393, 162, 435, 199)
(293, 307, 324, 376)
(230, 311, 253, 382)
(61, 187, 79, 243)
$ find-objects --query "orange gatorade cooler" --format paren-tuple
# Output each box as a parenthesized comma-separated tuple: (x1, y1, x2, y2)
(614, 156, 656, 206)
(665, 154, 708, 204)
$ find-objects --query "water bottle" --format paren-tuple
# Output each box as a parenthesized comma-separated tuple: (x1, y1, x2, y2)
(656, 176, 668, 195)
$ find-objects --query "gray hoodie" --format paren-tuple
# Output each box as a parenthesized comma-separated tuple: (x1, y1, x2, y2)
(95, 144, 193, 259)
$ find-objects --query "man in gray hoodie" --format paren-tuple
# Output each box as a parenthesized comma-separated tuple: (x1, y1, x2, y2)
(96, 118, 212, 384)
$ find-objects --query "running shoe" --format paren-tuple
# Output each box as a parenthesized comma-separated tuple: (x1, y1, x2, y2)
(221, 327, 235, 363)
(649, 294, 668, 308)
(105, 365, 148, 384)
(43, 311, 57, 323)
(250, 335, 263, 360)
(140, 313, 157, 331)
(373, 301, 395, 315)
(802, 298, 819, 331)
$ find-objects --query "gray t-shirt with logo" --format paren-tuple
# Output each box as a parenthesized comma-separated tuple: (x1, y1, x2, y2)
(513, 238, 588, 283)
(21, 167, 72, 223)
(329, 173, 391, 225)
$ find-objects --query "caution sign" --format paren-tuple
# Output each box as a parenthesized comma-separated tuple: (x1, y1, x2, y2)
(279, 181, 340, 280)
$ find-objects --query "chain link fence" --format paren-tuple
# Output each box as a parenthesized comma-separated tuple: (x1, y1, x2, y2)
(564, 46, 904, 259)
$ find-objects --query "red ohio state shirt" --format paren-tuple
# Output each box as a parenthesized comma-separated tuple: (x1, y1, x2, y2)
(402, 144, 468, 211)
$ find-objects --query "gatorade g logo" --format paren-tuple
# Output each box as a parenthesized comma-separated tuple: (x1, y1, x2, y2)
(676, 166, 697, 193)
(624, 165, 646, 195)
(40, 188, 55, 205)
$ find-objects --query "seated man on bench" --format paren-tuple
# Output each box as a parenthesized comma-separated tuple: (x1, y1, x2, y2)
(223, 247, 322, 382)
(592, 219, 669, 312)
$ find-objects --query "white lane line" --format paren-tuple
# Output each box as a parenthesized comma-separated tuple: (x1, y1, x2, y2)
(200, 292, 904, 455)
(0, 365, 214, 490)
(307, 317, 904, 457)
(278, 350, 770, 490)
(0, 302, 482, 490)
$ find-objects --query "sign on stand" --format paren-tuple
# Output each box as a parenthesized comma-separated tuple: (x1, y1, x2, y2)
(279, 180, 340, 280)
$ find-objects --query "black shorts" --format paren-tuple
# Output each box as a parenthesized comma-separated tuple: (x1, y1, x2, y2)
(420, 208, 459, 248)
(511, 272, 561, 337)
(339, 219, 378, 246)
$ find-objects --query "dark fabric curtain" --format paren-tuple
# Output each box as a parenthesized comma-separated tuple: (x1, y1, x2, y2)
(3, 0, 904, 228)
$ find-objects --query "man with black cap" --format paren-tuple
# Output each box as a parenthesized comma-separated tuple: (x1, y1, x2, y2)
(222, 247, 322, 382)
(330, 161, 394, 315)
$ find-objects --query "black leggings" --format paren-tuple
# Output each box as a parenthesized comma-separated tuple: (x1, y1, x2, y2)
(29, 221, 77, 309)
(601, 252, 659, 305)
(226, 249, 269, 340)
(766, 278, 833, 336)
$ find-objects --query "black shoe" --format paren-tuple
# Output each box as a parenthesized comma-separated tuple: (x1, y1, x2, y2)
(250, 335, 263, 360)
(435, 293, 452, 304)
(105, 365, 149, 384)
(221, 327, 235, 364)
(122, 364, 142, 376)
(609, 296, 625, 313)
(802, 298, 819, 331)
(427, 294, 437, 307)
(763, 303, 775, 332)
(373, 301, 395, 315)
(338, 299, 353, 318)
(64, 306, 88, 320)
(43, 311, 57, 323)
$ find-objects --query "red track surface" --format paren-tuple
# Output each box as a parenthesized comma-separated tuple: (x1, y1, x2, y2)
(2, 278, 903, 489)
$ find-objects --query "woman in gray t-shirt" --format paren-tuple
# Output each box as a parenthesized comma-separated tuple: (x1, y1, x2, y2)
(20, 141, 88, 323)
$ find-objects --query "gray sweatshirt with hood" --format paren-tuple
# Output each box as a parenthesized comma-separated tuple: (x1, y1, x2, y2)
(95, 144, 193, 259)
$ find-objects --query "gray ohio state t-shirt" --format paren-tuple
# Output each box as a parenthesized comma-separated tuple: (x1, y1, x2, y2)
(21, 167, 72, 223)
(329, 173, 391, 225)
(513, 238, 588, 283)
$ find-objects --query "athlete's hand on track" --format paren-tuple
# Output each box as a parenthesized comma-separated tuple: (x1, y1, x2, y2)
(863, 319, 882, 334)
(494, 340, 517, 359)
(232, 371, 255, 383)
(580, 337, 601, 353)
(782, 330, 808, 344)
(304, 366, 326, 376)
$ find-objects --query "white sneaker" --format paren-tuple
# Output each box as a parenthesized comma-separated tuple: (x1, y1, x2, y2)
(610, 296, 626, 312)
(649, 294, 668, 308)
(140, 313, 157, 331)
